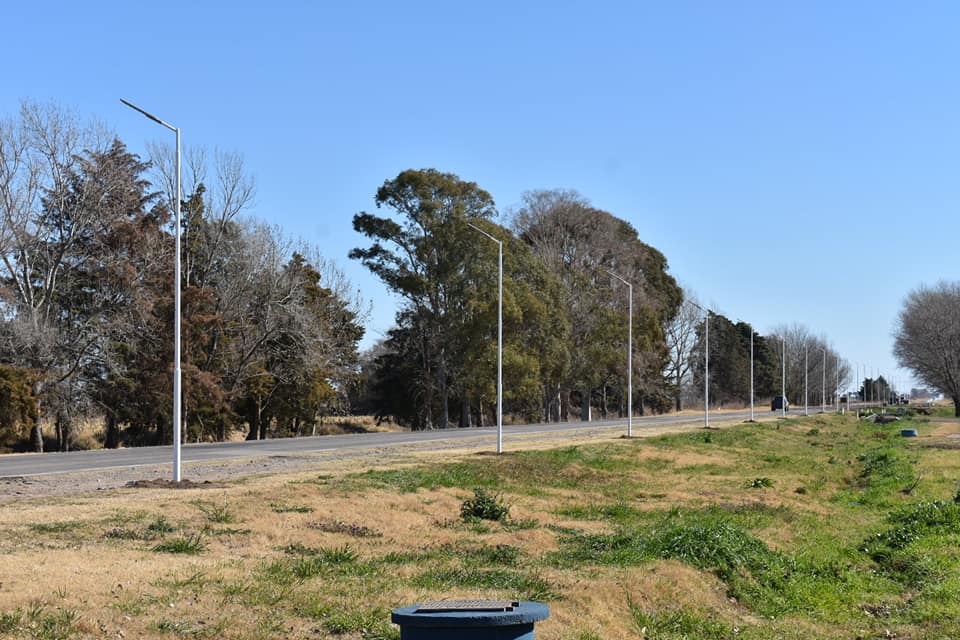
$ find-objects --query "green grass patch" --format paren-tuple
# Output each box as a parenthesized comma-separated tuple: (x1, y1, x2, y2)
(630, 604, 738, 640)
(146, 516, 176, 535)
(193, 500, 236, 524)
(0, 605, 80, 640)
(411, 567, 557, 601)
(262, 545, 375, 584)
(27, 521, 85, 535)
(152, 533, 207, 554)
(305, 605, 399, 640)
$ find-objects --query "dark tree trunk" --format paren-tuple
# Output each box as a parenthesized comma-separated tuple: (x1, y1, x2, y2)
(155, 419, 167, 446)
(460, 397, 471, 428)
(543, 385, 551, 423)
(246, 395, 264, 440)
(105, 413, 120, 449)
(954, 396, 960, 417)
(601, 384, 608, 419)
(581, 390, 591, 422)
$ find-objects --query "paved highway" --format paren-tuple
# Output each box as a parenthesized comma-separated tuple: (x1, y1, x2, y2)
(0, 409, 777, 478)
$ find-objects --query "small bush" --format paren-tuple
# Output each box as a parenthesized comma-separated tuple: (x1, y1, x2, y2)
(748, 477, 774, 488)
(460, 488, 510, 522)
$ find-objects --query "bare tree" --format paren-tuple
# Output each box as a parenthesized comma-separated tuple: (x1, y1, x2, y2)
(148, 143, 255, 289)
(768, 323, 849, 410)
(894, 281, 960, 416)
(664, 289, 702, 411)
(0, 102, 108, 451)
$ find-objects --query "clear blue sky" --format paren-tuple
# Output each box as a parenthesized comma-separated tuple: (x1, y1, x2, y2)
(6, 1, 959, 393)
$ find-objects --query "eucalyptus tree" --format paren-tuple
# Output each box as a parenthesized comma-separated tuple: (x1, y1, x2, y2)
(455, 218, 569, 426)
(351, 169, 497, 429)
(511, 190, 681, 419)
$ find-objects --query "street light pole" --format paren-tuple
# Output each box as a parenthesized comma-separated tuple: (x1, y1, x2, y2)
(822, 349, 826, 413)
(781, 337, 786, 417)
(749, 331, 754, 422)
(835, 356, 840, 412)
(467, 223, 503, 454)
(804, 346, 809, 416)
(704, 312, 709, 428)
(608, 271, 633, 437)
(121, 99, 182, 482)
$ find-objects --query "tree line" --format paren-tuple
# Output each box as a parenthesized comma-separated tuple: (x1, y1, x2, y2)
(346, 171, 852, 429)
(0, 103, 364, 452)
(0, 102, 863, 452)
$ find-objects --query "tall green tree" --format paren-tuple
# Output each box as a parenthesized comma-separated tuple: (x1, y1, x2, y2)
(511, 190, 681, 419)
(351, 169, 496, 429)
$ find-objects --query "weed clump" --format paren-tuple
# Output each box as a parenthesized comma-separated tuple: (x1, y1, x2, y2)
(460, 488, 510, 522)
(146, 515, 175, 535)
(152, 532, 207, 554)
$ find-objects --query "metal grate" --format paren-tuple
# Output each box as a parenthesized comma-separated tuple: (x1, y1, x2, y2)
(416, 600, 519, 613)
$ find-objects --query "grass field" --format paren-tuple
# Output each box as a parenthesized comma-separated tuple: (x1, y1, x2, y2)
(1, 408, 959, 639)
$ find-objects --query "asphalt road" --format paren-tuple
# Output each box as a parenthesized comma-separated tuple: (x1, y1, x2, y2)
(0, 408, 778, 479)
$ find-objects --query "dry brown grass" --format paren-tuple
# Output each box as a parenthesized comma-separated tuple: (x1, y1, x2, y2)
(0, 417, 751, 639)
(7, 411, 932, 639)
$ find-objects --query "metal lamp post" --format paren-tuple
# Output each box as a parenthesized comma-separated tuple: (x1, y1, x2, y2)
(781, 337, 786, 417)
(704, 312, 709, 427)
(821, 349, 826, 413)
(467, 223, 503, 454)
(804, 346, 809, 416)
(608, 271, 633, 437)
(749, 331, 755, 422)
(834, 356, 839, 412)
(121, 99, 182, 482)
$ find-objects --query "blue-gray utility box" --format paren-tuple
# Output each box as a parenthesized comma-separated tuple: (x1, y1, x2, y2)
(392, 600, 549, 639)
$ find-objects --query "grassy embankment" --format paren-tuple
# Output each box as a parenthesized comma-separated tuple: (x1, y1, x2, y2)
(1, 407, 959, 639)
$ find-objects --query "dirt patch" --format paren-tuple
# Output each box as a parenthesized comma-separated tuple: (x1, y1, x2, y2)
(125, 478, 229, 489)
(926, 421, 960, 437)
